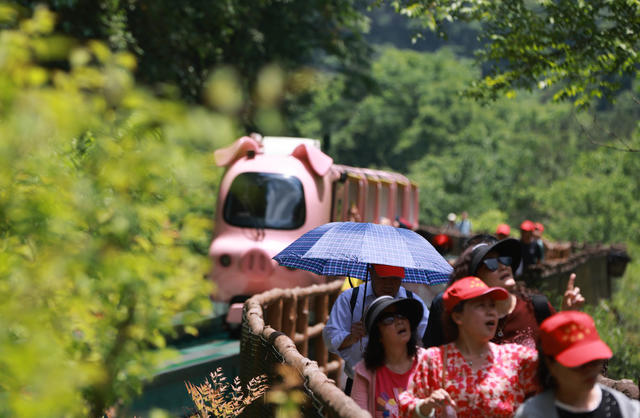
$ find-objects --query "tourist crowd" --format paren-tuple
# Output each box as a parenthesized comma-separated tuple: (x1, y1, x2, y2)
(323, 231, 639, 418)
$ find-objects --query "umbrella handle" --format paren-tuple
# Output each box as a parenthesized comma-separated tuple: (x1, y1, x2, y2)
(361, 266, 369, 324)
(359, 265, 370, 353)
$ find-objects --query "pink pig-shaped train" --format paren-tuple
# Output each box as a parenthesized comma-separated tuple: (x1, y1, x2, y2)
(209, 134, 420, 327)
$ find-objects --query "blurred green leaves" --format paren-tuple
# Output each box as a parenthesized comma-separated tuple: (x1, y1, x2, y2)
(0, 4, 246, 416)
(21, 0, 373, 115)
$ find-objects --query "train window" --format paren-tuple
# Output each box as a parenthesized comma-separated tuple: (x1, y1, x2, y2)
(365, 182, 377, 223)
(223, 172, 306, 230)
(396, 184, 406, 220)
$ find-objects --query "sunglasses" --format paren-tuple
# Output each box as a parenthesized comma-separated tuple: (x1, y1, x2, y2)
(482, 256, 513, 271)
(378, 313, 407, 325)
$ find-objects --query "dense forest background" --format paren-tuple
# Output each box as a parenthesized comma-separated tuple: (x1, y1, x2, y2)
(2, 1, 639, 416)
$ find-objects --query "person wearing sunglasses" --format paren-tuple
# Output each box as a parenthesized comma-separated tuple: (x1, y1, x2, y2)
(515, 311, 639, 418)
(351, 295, 424, 417)
(423, 236, 585, 350)
(399, 277, 540, 417)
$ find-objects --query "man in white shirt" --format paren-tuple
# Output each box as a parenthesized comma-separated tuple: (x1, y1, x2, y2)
(323, 264, 429, 394)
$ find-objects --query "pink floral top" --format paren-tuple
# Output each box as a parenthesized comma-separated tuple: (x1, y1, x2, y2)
(398, 342, 540, 417)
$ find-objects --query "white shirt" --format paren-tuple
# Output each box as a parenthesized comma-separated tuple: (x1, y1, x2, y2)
(322, 284, 429, 379)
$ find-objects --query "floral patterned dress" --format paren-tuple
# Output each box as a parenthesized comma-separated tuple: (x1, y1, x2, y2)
(398, 342, 540, 417)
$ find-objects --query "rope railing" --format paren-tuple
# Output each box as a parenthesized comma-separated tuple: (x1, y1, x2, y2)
(240, 279, 371, 417)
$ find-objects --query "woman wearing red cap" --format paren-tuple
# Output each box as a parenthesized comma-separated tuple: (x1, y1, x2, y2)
(515, 311, 639, 417)
(399, 277, 540, 417)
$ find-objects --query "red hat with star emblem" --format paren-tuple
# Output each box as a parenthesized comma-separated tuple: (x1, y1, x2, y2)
(443, 276, 509, 313)
(539, 311, 612, 367)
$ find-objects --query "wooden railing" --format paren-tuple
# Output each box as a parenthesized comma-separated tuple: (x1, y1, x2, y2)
(241, 279, 370, 417)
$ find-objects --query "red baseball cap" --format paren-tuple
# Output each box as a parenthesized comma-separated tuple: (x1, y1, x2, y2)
(434, 233, 451, 247)
(371, 264, 405, 278)
(443, 276, 509, 312)
(496, 223, 511, 236)
(397, 217, 412, 228)
(520, 220, 535, 231)
(539, 311, 612, 368)
(535, 222, 544, 232)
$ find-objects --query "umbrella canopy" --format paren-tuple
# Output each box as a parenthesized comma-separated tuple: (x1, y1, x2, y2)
(273, 222, 452, 285)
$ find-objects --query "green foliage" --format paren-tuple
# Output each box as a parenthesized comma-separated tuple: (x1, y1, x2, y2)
(394, 0, 640, 108)
(265, 364, 307, 418)
(586, 243, 640, 380)
(534, 131, 640, 244)
(471, 209, 509, 235)
(0, 5, 242, 416)
(17, 0, 373, 109)
(292, 47, 586, 229)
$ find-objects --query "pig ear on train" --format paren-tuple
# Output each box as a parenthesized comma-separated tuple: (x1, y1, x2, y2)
(292, 143, 333, 176)
(214, 136, 261, 167)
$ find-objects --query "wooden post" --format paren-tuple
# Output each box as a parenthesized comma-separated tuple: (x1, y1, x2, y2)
(281, 292, 296, 339)
(296, 294, 310, 357)
(265, 298, 283, 331)
(314, 292, 329, 369)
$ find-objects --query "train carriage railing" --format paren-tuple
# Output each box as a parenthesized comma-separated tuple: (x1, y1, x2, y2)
(240, 279, 371, 417)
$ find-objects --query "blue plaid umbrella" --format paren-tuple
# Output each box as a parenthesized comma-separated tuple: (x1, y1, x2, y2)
(273, 222, 452, 285)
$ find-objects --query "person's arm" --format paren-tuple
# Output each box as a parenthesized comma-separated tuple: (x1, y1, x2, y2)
(338, 321, 365, 349)
(409, 390, 456, 418)
(323, 290, 362, 353)
(350, 367, 370, 412)
(399, 348, 455, 417)
(516, 345, 542, 398)
(561, 273, 585, 310)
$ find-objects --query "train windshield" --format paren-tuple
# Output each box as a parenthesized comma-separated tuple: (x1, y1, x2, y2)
(223, 172, 306, 230)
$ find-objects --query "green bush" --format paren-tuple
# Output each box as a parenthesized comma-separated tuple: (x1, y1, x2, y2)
(0, 5, 240, 416)
(586, 243, 640, 381)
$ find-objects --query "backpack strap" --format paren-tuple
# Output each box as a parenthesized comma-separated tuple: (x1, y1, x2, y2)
(349, 286, 360, 316)
(406, 290, 413, 299)
(531, 294, 552, 324)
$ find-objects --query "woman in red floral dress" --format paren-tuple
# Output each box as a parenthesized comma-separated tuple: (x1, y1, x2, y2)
(399, 277, 540, 417)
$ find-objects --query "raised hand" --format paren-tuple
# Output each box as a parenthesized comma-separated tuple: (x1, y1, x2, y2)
(416, 389, 456, 417)
(562, 273, 586, 310)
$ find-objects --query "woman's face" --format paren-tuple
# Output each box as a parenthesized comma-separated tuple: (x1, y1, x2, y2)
(476, 250, 516, 291)
(452, 295, 499, 342)
(546, 358, 604, 392)
(377, 306, 412, 350)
